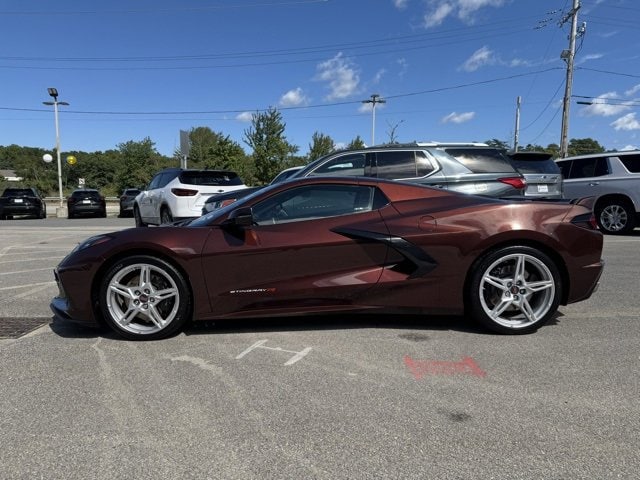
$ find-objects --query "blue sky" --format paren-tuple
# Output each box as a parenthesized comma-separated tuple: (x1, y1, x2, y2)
(1, 0, 639, 157)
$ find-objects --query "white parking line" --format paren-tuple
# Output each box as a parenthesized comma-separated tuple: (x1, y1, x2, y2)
(236, 339, 312, 366)
(0, 281, 56, 291)
(0, 267, 54, 276)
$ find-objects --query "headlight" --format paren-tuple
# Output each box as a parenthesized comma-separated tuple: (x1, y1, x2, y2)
(72, 234, 113, 253)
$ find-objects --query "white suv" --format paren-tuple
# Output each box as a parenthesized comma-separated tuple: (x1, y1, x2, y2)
(556, 151, 640, 234)
(134, 168, 246, 226)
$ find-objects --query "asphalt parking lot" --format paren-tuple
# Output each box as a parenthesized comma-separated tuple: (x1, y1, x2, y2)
(1, 217, 639, 479)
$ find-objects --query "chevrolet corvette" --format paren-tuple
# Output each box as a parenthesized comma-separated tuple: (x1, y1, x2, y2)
(51, 177, 604, 340)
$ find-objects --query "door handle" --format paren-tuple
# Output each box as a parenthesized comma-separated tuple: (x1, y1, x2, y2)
(588, 182, 599, 186)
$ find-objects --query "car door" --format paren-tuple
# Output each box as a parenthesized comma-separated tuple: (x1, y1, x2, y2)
(200, 184, 391, 316)
(561, 156, 610, 199)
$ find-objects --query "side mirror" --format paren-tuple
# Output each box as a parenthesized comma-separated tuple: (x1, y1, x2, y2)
(223, 206, 254, 228)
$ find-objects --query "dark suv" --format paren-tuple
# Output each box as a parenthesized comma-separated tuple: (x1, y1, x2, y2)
(67, 189, 106, 219)
(294, 143, 526, 198)
(0, 187, 47, 219)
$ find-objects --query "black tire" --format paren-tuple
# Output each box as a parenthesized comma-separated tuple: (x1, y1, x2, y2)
(99, 255, 191, 340)
(467, 246, 562, 334)
(134, 206, 147, 227)
(68, 211, 74, 219)
(595, 200, 636, 235)
(160, 207, 173, 224)
(40, 206, 46, 219)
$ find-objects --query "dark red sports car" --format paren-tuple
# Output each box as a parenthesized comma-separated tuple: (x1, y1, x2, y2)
(51, 177, 604, 340)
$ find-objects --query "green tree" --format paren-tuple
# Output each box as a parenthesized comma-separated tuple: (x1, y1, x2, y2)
(114, 138, 171, 192)
(308, 131, 335, 160)
(243, 107, 299, 184)
(567, 138, 605, 156)
(485, 138, 511, 151)
(347, 135, 366, 150)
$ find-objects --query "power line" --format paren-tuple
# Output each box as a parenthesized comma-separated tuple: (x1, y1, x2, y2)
(0, 68, 563, 116)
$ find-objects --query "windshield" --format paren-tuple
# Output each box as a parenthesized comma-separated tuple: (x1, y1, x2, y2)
(510, 159, 560, 174)
(2, 189, 34, 197)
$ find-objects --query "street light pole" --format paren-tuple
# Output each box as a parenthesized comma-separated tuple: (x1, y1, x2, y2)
(362, 94, 386, 146)
(43, 88, 69, 208)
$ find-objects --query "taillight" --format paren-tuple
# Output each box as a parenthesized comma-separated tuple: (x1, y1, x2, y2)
(220, 199, 238, 207)
(498, 177, 527, 190)
(571, 212, 598, 230)
(171, 188, 198, 197)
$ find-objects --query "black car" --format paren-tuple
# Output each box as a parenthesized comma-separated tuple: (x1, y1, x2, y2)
(0, 187, 47, 219)
(67, 189, 106, 219)
(118, 188, 141, 217)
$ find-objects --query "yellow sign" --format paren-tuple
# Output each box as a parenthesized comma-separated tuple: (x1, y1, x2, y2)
(66, 155, 77, 165)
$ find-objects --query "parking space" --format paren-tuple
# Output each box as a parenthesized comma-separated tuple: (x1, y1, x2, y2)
(0, 219, 639, 479)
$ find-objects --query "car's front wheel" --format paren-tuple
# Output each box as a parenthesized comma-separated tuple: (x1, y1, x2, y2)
(596, 200, 636, 234)
(99, 256, 191, 340)
(467, 246, 561, 334)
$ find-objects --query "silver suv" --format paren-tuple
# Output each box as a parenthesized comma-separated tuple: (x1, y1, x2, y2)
(556, 151, 640, 234)
(294, 143, 526, 198)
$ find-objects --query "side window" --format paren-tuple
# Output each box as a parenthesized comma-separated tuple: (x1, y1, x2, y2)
(148, 174, 162, 190)
(568, 157, 608, 179)
(309, 154, 366, 177)
(158, 172, 179, 188)
(376, 151, 418, 179)
(252, 185, 376, 225)
(618, 154, 640, 173)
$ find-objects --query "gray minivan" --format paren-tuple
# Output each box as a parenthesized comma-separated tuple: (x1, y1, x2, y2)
(556, 151, 640, 234)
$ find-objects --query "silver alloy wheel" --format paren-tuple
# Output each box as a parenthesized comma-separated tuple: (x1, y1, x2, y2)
(479, 253, 556, 329)
(106, 262, 180, 335)
(599, 204, 628, 232)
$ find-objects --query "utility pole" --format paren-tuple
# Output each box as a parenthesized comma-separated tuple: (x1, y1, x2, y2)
(513, 96, 521, 152)
(362, 94, 386, 146)
(559, 0, 581, 158)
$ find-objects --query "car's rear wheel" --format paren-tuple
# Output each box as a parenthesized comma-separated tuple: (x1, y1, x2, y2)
(134, 206, 147, 227)
(160, 207, 173, 224)
(596, 200, 636, 235)
(99, 255, 191, 340)
(467, 246, 561, 334)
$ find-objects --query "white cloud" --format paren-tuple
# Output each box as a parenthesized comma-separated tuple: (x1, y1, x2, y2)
(373, 69, 386, 84)
(279, 88, 308, 107)
(625, 84, 640, 96)
(441, 111, 475, 124)
(424, 0, 506, 28)
(235, 112, 253, 122)
(581, 92, 633, 117)
(424, 3, 454, 27)
(576, 53, 603, 65)
(393, 0, 409, 9)
(611, 113, 640, 131)
(620, 145, 639, 151)
(460, 46, 495, 72)
(397, 58, 408, 77)
(316, 53, 360, 100)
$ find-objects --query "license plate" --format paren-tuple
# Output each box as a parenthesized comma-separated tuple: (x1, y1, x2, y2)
(82, 199, 91, 204)
(14, 198, 23, 203)
(537, 185, 549, 193)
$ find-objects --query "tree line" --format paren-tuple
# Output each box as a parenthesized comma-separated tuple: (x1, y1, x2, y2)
(1, 107, 607, 196)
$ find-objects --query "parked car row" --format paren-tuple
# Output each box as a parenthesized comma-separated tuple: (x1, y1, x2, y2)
(3, 147, 638, 235)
